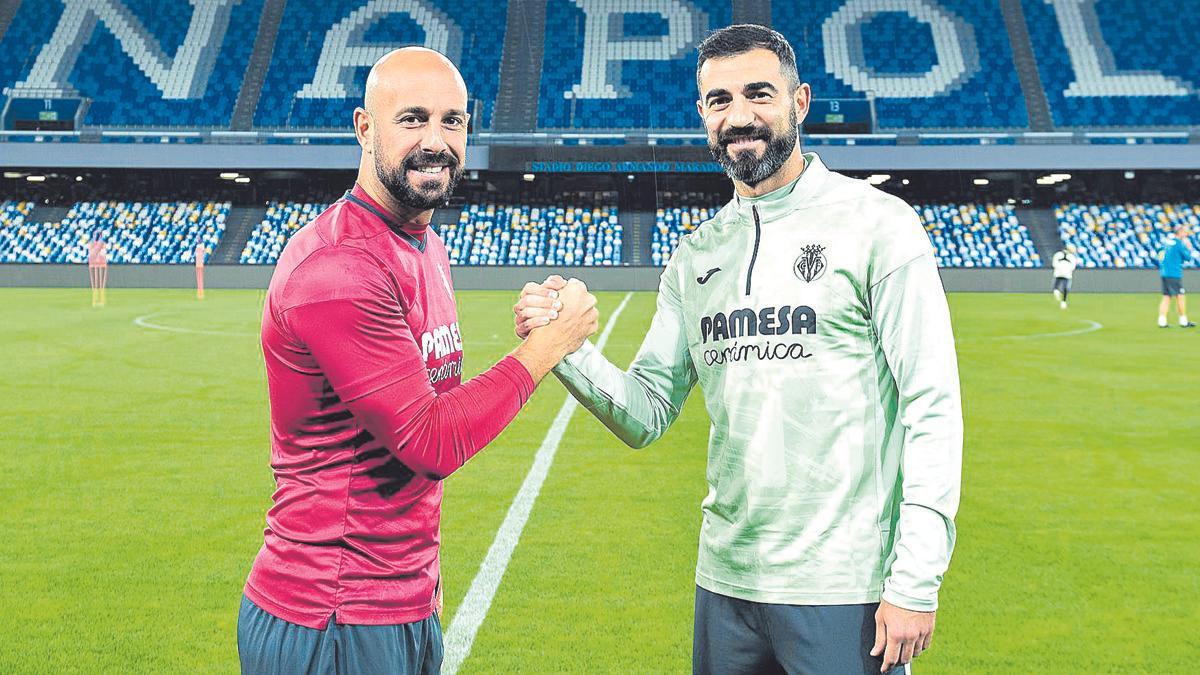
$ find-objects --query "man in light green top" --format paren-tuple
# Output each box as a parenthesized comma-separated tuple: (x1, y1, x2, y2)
(516, 25, 961, 675)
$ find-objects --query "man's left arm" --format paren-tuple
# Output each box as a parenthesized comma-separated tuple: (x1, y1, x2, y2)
(870, 243, 963, 610)
(867, 210, 964, 670)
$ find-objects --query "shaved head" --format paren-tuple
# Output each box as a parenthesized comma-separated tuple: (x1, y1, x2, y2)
(354, 47, 470, 218)
(364, 47, 468, 114)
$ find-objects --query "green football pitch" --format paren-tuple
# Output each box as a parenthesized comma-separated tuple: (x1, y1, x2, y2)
(1, 288, 1197, 673)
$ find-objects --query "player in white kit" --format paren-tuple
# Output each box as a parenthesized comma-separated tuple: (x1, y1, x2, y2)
(1051, 246, 1079, 309)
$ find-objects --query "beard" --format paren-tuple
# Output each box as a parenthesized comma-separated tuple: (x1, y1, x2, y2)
(708, 106, 798, 187)
(374, 140, 463, 211)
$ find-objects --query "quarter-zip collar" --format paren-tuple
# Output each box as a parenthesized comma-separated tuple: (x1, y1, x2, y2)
(731, 152, 830, 225)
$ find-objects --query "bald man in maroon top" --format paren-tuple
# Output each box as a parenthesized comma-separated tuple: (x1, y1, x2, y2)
(238, 48, 597, 674)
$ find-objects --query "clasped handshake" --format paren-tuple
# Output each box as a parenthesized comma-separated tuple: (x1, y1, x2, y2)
(509, 275, 598, 377)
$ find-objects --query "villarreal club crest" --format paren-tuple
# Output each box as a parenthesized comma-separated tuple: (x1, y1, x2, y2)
(794, 244, 827, 283)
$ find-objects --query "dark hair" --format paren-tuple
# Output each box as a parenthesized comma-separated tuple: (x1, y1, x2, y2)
(696, 24, 801, 93)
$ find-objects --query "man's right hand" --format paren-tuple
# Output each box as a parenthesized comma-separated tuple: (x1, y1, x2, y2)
(510, 278, 598, 382)
(514, 275, 569, 339)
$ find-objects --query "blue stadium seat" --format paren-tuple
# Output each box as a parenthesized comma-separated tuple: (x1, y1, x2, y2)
(0, 0, 263, 127)
(253, 0, 507, 129)
(1055, 203, 1200, 268)
(1022, 0, 1200, 128)
(0, 200, 227, 264)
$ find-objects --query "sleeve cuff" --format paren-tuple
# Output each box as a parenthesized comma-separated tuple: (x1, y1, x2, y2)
(881, 586, 938, 613)
(553, 339, 597, 373)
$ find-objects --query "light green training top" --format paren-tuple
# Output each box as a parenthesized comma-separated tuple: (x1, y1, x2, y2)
(553, 153, 962, 611)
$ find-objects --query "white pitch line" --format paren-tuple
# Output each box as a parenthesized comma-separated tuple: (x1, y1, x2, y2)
(999, 319, 1103, 340)
(133, 311, 258, 337)
(442, 291, 634, 675)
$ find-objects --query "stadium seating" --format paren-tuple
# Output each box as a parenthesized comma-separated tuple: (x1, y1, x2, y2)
(440, 202, 623, 266)
(0, 0, 263, 127)
(240, 200, 623, 266)
(537, 0, 1028, 130)
(5, 0, 1197, 132)
(1054, 203, 1200, 268)
(0, 201, 228, 264)
(918, 203, 1040, 268)
(253, 0, 507, 129)
(538, 0, 733, 130)
(773, 0, 1028, 130)
(0, 201, 36, 262)
(650, 200, 1039, 268)
(651, 199, 719, 266)
(241, 202, 330, 265)
(1022, 0, 1200, 128)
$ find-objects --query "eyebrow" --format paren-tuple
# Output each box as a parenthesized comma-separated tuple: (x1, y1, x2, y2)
(393, 107, 468, 120)
(744, 81, 778, 94)
(704, 82, 779, 104)
(393, 106, 429, 120)
(703, 88, 730, 104)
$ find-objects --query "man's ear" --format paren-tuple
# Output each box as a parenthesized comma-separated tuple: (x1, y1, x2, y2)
(354, 107, 372, 152)
(793, 83, 812, 127)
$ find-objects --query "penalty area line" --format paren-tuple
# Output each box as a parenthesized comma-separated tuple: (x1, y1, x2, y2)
(442, 291, 634, 675)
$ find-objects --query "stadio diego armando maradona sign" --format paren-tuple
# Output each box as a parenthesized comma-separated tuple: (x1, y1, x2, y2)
(528, 161, 723, 173)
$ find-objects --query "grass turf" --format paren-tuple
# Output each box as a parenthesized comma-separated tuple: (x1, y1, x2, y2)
(0, 288, 1196, 673)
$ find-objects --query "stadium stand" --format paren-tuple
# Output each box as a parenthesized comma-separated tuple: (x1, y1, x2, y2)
(919, 203, 1040, 268)
(0, 0, 263, 128)
(0, 201, 228, 264)
(253, 0, 508, 129)
(15, 190, 1200, 271)
(240, 202, 329, 264)
(240, 199, 624, 266)
(439, 200, 622, 266)
(773, 0, 1028, 130)
(1054, 203, 1200, 268)
(1021, 0, 1200, 128)
(537, 0, 732, 130)
(0, 200, 34, 227)
(651, 194, 719, 266)
(649, 199, 1041, 268)
(2, 0, 1195, 134)
(441, 199, 624, 265)
(0, 200, 36, 262)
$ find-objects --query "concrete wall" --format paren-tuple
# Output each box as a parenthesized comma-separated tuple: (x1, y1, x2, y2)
(0, 264, 1169, 293)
